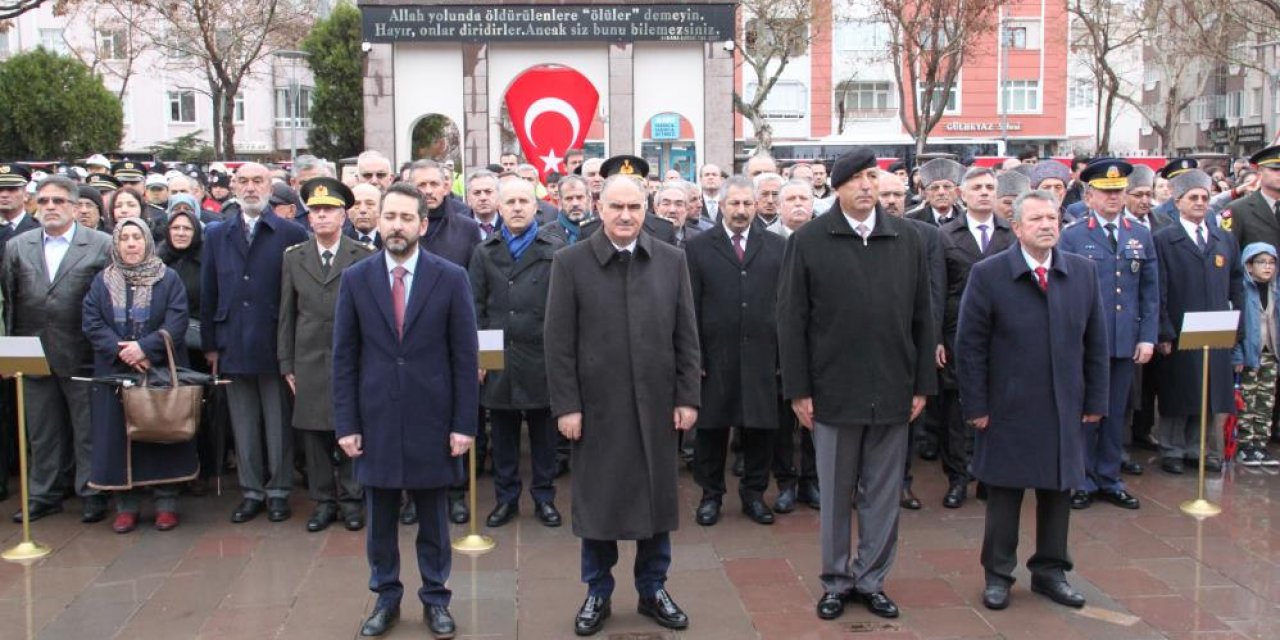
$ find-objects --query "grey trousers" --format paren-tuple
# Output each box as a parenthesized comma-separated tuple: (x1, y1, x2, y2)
(299, 429, 361, 508)
(25, 375, 96, 503)
(226, 374, 291, 500)
(814, 420, 908, 595)
(1158, 414, 1224, 460)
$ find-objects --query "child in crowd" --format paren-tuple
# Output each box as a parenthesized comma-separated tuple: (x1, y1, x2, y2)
(1233, 242, 1280, 467)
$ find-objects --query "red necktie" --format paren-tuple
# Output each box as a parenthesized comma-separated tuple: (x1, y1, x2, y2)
(1034, 266, 1048, 292)
(733, 233, 745, 262)
(392, 266, 407, 338)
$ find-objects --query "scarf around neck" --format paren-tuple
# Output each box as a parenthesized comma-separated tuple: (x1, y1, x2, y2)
(502, 219, 539, 263)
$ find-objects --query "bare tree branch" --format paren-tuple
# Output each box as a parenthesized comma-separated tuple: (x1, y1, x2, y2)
(733, 0, 823, 155)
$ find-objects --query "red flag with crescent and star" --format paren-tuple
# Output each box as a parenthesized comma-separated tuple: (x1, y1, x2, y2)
(504, 66, 599, 181)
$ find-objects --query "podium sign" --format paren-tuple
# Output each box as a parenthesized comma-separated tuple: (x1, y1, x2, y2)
(0, 337, 52, 561)
(1175, 310, 1239, 518)
(479, 330, 505, 371)
(0, 337, 50, 377)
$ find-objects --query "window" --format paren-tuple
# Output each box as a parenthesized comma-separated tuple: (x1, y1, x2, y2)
(834, 21, 890, 52)
(168, 91, 197, 124)
(1226, 91, 1242, 119)
(1143, 67, 1159, 89)
(0, 31, 10, 60)
(1002, 80, 1040, 114)
(1251, 88, 1263, 117)
(39, 29, 67, 55)
(745, 81, 807, 120)
(1003, 20, 1041, 49)
(233, 93, 246, 124)
(916, 81, 959, 114)
(97, 29, 127, 60)
(744, 17, 808, 58)
(1068, 78, 1095, 109)
(919, 24, 951, 50)
(1004, 27, 1026, 49)
(275, 87, 313, 127)
(837, 81, 897, 119)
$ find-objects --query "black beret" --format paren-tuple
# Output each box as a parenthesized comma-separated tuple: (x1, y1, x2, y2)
(887, 160, 907, 173)
(830, 149, 878, 189)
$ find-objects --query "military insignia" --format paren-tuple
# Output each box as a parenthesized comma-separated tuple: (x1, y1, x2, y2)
(619, 160, 635, 175)
(1220, 217, 1233, 231)
(315, 185, 329, 198)
(1215, 254, 1225, 268)
(1106, 166, 1120, 179)
(1131, 261, 1140, 273)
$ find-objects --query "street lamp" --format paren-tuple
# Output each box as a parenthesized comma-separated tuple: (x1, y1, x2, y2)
(273, 49, 310, 164)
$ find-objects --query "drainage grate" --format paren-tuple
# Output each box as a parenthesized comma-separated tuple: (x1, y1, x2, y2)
(847, 621, 902, 633)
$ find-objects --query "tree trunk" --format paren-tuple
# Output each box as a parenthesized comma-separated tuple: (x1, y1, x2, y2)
(220, 92, 237, 160)
(210, 86, 224, 160)
(753, 116, 773, 156)
(1098, 89, 1115, 154)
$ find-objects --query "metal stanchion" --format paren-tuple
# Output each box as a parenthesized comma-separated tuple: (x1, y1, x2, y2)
(1181, 346, 1222, 517)
(3, 373, 52, 561)
(451, 446, 495, 553)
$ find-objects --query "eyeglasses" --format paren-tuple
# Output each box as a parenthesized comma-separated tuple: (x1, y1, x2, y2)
(1182, 193, 1210, 202)
(36, 197, 69, 206)
(1253, 259, 1278, 266)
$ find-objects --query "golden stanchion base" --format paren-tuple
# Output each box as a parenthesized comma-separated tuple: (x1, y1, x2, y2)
(1180, 498, 1222, 517)
(2, 541, 51, 562)
(451, 534, 496, 554)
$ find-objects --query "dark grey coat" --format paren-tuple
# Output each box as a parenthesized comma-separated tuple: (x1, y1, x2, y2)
(469, 227, 564, 410)
(544, 230, 701, 540)
(685, 225, 785, 430)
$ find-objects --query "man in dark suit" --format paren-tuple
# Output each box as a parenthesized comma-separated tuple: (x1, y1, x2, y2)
(955, 190, 1109, 611)
(686, 175, 786, 528)
(202, 162, 309, 524)
(1123, 165, 1172, 232)
(346, 182, 384, 249)
(0, 162, 41, 499)
(334, 182, 478, 639)
(279, 178, 375, 534)
(2, 174, 112, 522)
(906, 158, 966, 228)
(465, 170, 503, 238)
(699, 163, 724, 223)
(580, 156, 678, 246)
(653, 182, 701, 248)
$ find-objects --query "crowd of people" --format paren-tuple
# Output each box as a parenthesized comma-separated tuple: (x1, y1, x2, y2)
(0, 142, 1277, 638)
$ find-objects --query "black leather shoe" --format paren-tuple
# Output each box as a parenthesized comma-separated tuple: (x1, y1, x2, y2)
(267, 497, 291, 522)
(574, 596, 610, 636)
(81, 495, 108, 523)
(1134, 434, 1161, 451)
(424, 604, 456, 639)
(399, 499, 418, 525)
(307, 503, 338, 532)
(1031, 579, 1086, 608)
(11, 501, 61, 523)
(816, 592, 845, 619)
(1120, 460, 1144, 476)
(742, 499, 775, 525)
(1098, 489, 1140, 509)
(798, 483, 821, 509)
(485, 502, 518, 528)
(982, 584, 1010, 610)
(943, 484, 966, 509)
(1203, 457, 1224, 473)
(854, 591, 899, 618)
(230, 498, 264, 523)
(359, 604, 399, 636)
(1070, 490, 1093, 510)
(695, 499, 721, 526)
(919, 444, 939, 461)
(900, 488, 922, 510)
(1161, 457, 1185, 474)
(342, 507, 366, 532)
(732, 453, 744, 477)
(449, 497, 470, 524)
(773, 487, 797, 514)
(637, 589, 688, 629)
(535, 501, 562, 527)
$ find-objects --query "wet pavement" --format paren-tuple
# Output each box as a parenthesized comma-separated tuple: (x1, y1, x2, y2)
(1, 445, 1278, 639)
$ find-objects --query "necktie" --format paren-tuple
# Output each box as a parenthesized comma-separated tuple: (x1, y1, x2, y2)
(1034, 266, 1049, 292)
(320, 250, 333, 278)
(616, 249, 632, 264)
(1104, 222, 1118, 253)
(977, 224, 989, 253)
(707, 200, 718, 220)
(1273, 201, 1280, 221)
(481, 222, 494, 236)
(1195, 225, 1207, 253)
(359, 234, 372, 245)
(856, 223, 870, 246)
(732, 233, 745, 262)
(391, 266, 407, 339)
(244, 220, 255, 245)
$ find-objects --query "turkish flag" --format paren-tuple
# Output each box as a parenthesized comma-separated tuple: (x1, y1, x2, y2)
(505, 66, 599, 180)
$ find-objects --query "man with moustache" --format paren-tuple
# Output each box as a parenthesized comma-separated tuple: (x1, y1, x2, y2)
(546, 175, 591, 246)
(346, 182, 383, 249)
(579, 156, 677, 245)
(877, 171, 909, 217)
(811, 161, 835, 213)
(653, 182, 700, 248)
(907, 158, 966, 229)
(202, 162, 309, 524)
(768, 179, 815, 238)
(334, 182, 478, 639)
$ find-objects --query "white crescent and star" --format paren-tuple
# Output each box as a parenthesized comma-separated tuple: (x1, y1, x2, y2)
(522, 97, 581, 173)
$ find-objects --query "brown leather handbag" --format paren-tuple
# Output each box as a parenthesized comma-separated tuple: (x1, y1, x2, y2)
(123, 329, 202, 444)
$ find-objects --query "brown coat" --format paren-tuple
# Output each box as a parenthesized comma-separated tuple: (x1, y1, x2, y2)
(544, 230, 701, 540)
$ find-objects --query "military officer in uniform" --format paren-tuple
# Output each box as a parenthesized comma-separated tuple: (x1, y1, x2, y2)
(1058, 160, 1158, 511)
(1225, 145, 1280, 251)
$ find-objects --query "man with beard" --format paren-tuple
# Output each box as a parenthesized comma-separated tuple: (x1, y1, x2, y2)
(753, 173, 784, 228)
(877, 172, 909, 217)
(346, 183, 383, 249)
(564, 149, 585, 175)
(546, 175, 591, 246)
(812, 161, 835, 213)
(202, 162, 309, 524)
(466, 170, 502, 238)
(907, 158, 966, 229)
(334, 182, 478, 639)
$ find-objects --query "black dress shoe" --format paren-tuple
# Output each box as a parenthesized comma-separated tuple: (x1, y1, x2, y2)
(1098, 489, 1140, 509)
(230, 498, 264, 523)
(637, 589, 688, 629)
(919, 444, 939, 461)
(1031, 578, 1086, 608)
(742, 499, 775, 525)
(982, 584, 1010, 610)
(1203, 457, 1224, 473)
(307, 503, 339, 532)
(1120, 460, 1144, 475)
(1133, 434, 1161, 451)
(359, 604, 400, 636)
(424, 604, 456, 639)
(942, 484, 966, 509)
(695, 499, 721, 526)
(574, 595, 610, 636)
(400, 499, 418, 525)
(535, 501, 562, 527)
(449, 497, 470, 524)
(12, 501, 61, 523)
(732, 453, 744, 477)
(900, 488, 922, 510)
(773, 487, 797, 514)
(816, 592, 845, 619)
(798, 483, 821, 509)
(485, 502, 518, 528)
(267, 497, 291, 522)
(1161, 457, 1184, 474)
(854, 591, 899, 618)
(343, 509, 366, 532)
(1070, 490, 1093, 510)
(81, 495, 108, 523)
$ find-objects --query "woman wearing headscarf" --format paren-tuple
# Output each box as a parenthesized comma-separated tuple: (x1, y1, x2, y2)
(83, 218, 196, 533)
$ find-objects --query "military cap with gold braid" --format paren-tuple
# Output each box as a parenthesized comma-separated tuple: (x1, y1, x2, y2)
(1159, 157, 1197, 180)
(1249, 145, 1280, 169)
(0, 162, 33, 188)
(87, 173, 121, 193)
(300, 176, 354, 209)
(1079, 158, 1132, 190)
(599, 155, 650, 182)
(112, 160, 145, 182)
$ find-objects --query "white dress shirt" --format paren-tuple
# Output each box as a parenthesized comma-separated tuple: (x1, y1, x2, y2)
(843, 208, 877, 245)
(967, 214, 995, 251)
(385, 247, 419, 307)
(723, 221, 751, 248)
(43, 223, 76, 280)
(610, 239, 637, 253)
(1179, 216, 1208, 245)
(1022, 247, 1052, 273)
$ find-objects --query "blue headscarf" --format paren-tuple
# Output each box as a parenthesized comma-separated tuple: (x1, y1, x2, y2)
(502, 219, 539, 263)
